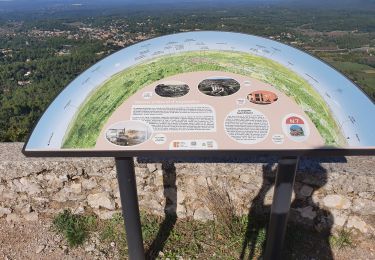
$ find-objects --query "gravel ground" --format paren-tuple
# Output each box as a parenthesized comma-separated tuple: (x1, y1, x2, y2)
(0, 218, 118, 260)
(0, 217, 375, 260)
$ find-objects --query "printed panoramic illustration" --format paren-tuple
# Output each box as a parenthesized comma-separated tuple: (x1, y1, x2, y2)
(24, 31, 375, 154)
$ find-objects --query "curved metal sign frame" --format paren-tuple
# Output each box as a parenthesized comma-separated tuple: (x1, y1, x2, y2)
(22, 31, 375, 157)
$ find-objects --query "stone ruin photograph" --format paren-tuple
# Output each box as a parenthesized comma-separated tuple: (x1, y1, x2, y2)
(198, 77, 240, 97)
(155, 83, 190, 97)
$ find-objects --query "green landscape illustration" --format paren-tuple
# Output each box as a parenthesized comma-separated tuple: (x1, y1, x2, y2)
(62, 50, 343, 149)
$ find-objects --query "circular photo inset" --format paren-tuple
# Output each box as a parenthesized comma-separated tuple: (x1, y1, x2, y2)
(198, 77, 240, 97)
(282, 114, 310, 142)
(155, 81, 190, 98)
(105, 121, 153, 146)
(247, 90, 278, 105)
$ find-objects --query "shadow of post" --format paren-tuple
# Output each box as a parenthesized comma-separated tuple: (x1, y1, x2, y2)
(240, 162, 275, 260)
(145, 161, 177, 260)
(240, 157, 342, 259)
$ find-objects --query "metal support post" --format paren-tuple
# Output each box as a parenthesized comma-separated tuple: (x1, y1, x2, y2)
(115, 157, 145, 260)
(264, 156, 299, 260)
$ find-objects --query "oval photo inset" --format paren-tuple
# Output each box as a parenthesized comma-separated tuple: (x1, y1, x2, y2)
(155, 81, 190, 98)
(247, 90, 278, 105)
(105, 121, 153, 147)
(198, 77, 240, 97)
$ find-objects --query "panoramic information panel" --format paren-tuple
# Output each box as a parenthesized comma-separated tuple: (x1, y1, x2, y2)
(23, 31, 375, 156)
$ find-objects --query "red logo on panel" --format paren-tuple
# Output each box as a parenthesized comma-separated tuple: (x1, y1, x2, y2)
(282, 114, 310, 142)
(286, 116, 305, 125)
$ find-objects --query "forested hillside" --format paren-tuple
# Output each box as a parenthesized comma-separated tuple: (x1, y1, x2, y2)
(0, 7, 374, 142)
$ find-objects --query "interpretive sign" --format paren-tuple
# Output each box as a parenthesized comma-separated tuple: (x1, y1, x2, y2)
(22, 31, 375, 259)
(23, 31, 375, 156)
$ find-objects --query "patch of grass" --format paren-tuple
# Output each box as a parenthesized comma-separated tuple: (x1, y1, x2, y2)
(329, 228, 353, 249)
(99, 213, 123, 241)
(255, 227, 267, 251)
(99, 213, 128, 258)
(53, 209, 97, 247)
(53, 210, 352, 259)
(140, 212, 160, 242)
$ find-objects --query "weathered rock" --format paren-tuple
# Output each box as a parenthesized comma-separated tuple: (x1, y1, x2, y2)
(193, 207, 213, 221)
(36, 245, 45, 254)
(311, 192, 323, 206)
(20, 204, 32, 214)
(20, 177, 41, 195)
(177, 190, 186, 205)
(347, 216, 371, 233)
(140, 198, 164, 215)
(72, 206, 85, 215)
(84, 244, 95, 252)
(82, 178, 97, 190)
(330, 209, 348, 227)
(0, 207, 12, 217)
(146, 163, 157, 173)
(94, 209, 119, 220)
(358, 192, 373, 200)
(23, 212, 39, 222)
(176, 203, 186, 218)
(297, 206, 316, 220)
(70, 183, 82, 194)
(264, 186, 274, 206)
(299, 185, 314, 197)
(99, 179, 113, 193)
(59, 174, 69, 182)
(11, 179, 23, 192)
(45, 174, 64, 190)
(87, 192, 115, 210)
(6, 213, 21, 223)
(52, 188, 72, 202)
(323, 195, 351, 210)
(239, 174, 252, 184)
(352, 198, 375, 215)
(1, 189, 17, 200)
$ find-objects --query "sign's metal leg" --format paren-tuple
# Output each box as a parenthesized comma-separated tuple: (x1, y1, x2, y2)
(115, 157, 145, 260)
(264, 156, 299, 260)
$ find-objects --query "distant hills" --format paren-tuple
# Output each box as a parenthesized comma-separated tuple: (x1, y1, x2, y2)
(0, 0, 374, 19)
(1, 0, 374, 12)
(282, 0, 375, 8)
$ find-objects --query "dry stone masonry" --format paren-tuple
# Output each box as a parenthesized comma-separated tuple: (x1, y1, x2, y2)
(0, 143, 375, 235)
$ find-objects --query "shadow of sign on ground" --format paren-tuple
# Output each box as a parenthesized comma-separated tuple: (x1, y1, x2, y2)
(138, 156, 347, 259)
(240, 157, 346, 259)
(146, 162, 177, 259)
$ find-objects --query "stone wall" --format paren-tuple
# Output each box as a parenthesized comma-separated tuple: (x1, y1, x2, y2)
(0, 143, 374, 235)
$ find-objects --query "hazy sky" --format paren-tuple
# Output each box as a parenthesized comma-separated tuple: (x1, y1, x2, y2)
(0, 0, 373, 5)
